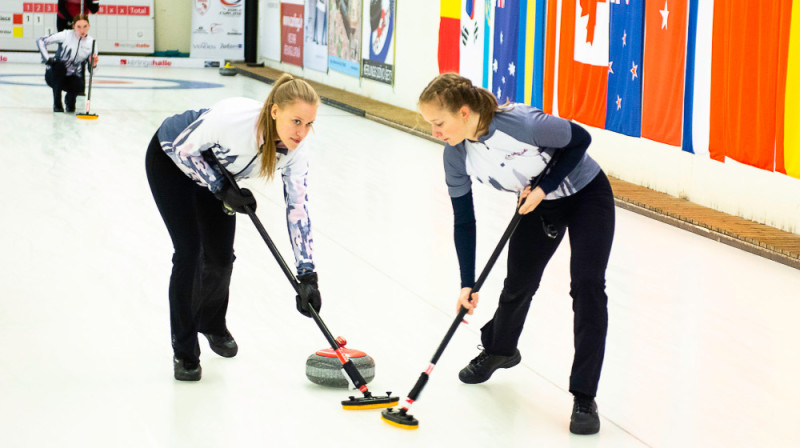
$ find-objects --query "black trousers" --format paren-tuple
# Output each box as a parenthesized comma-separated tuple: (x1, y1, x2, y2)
(480, 171, 615, 397)
(45, 61, 82, 109)
(145, 133, 236, 365)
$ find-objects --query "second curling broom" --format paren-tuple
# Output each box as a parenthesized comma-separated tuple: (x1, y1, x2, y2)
(202, 150, 398, 410)
(381, 150, 561, 429)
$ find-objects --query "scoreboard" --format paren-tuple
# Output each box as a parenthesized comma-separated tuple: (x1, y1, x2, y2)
(0, 1, 154, 54)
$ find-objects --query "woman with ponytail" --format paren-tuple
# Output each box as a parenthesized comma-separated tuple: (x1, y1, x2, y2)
(418, 73, 614, 435)
(145, 74, 322, 381)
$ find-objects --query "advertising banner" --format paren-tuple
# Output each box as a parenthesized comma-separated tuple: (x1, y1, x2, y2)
(280, 0, 303, 66)
(303, 0, 327, 72)
(327, 0, 360, 77)
(360, 0, 394, 84)
(0, 0, 154, 54)
(190, 0, 245, 60)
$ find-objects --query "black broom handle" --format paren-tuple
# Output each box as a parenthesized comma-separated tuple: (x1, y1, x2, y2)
(405, 149, 562, 403)
(86, 40, 95, 101)
(200, 151, 352, 362)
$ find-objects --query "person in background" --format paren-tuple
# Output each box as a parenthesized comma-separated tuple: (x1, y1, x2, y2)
(57, 0, 99, 32)
(37, 14, 98, 113)
(418, 73, 615, 435)
(145, 74, 323, 381)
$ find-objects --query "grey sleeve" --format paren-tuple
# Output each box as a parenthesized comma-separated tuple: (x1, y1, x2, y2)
(526, 109, 573, 149)
(443, 145, 471, 198)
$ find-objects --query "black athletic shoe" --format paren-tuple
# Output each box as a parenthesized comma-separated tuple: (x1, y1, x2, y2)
(53, 105, 64, 112)
(203, 331, 238, 358)
(65, 106, 75, 113)
(458, 348, 521, 384)
(570, 395, 600, 435)
(173, 357, 202, 381)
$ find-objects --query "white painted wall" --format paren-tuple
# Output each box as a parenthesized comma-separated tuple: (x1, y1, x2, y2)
(153, 0, 191, 53)
(258, 0, 800, 235)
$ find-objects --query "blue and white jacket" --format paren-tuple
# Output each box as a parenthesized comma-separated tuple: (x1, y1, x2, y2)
(37, 30, 96, 77)
(157, 97, 315, 274)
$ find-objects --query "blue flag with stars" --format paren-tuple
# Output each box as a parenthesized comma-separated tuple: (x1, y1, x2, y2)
(492, 0, 518, 104)
(605, 0, 644, 137)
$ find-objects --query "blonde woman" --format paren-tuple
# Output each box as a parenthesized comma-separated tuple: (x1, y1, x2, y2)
(145, 74, 322, 381)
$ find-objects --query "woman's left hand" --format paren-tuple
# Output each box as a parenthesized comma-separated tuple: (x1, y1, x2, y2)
(517, 186, 545, 215)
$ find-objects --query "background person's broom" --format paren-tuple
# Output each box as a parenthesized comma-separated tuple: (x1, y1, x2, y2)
(76, 40, 98, 120)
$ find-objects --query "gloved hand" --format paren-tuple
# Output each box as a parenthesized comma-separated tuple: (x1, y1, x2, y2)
(213, 183, 256, 214)
(295, 272, 322, 318)
(45, 57, 56, 66)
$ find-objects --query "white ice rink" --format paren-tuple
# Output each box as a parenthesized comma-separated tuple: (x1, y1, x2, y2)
(1, 63, 799, 447)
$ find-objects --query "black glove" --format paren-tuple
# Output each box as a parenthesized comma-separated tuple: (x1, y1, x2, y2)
(45, 57, 56, 66)
(295, 272, 321, 318)
(213, 183, 256, 214)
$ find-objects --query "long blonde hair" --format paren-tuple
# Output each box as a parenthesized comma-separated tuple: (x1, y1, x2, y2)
(256, 73, 320, 180)
(418, 73, 506, 138)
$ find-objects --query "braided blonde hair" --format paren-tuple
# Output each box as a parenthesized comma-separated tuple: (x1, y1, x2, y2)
(418, 73, 506, 138)
(256, 73, 320, 180)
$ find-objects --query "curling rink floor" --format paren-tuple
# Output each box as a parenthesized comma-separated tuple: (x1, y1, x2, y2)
(1, 62, 800, 448)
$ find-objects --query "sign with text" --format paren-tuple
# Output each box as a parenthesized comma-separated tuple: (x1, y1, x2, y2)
(280, 1, 303, 66)
(190, 0, 244, 60)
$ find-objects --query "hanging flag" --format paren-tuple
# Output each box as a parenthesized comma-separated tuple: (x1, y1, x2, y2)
(606, 0, 644, 137)
(482, 0, 496, 89)
(515, 0, 528, 103)
(570, 0, 610, 128)
(542, 0, 559, 115)
(684, 0, 714, 158)
(460, 0, 486, 85)
(492, 0, 519, 103)
(785, 0, 800, 179)
(708, 0, 792, 170)
(439, 0, 461, 73)
(641, 0, 689, 146)
(525, 0, 547, 108)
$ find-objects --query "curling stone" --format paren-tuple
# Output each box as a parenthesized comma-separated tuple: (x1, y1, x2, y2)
(219, 62, 237, 76)
(305, 337, 375, 388)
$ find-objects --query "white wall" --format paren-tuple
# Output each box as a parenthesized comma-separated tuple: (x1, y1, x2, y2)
(154, 0, 191, 53)
(255, 0, 800, 235)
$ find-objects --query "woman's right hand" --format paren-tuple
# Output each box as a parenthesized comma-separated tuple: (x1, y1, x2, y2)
(458, 287, 479, 315)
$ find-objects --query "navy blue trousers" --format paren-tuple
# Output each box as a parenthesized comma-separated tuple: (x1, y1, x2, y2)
(145, 133, 236, 365)
(480, 171, 615, 397)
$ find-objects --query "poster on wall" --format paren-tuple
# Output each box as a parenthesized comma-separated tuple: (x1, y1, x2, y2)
(190, 0, 245, 60)
(327, 0, 361, 77)
(303, 0, 327, 72)
(360, 0, 394, 84)
(0, 0, 154, 54)
(260, 0, 281, 61)
(280, 0, 303, 66)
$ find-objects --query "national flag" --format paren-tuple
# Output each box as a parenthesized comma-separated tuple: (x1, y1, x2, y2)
(683, 0, 714, 158)
(482, 0, 495, 89)
(708, 0, 792, 171)
(439, 0, 461, 73)
(460, 0, 486, 86)
(641, 0, 689, 146)
(492, 0, 519, 103)
(525, 0, 547, 108)
(785, 0, 800, 179)
(606, 0, 644, 137)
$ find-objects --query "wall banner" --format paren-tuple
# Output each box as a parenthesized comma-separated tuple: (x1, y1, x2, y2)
(327, 0, 361, 77)
(360, 0, 394, 84)
(303, 0, 327, 72)
(281, 0, 303, 66)
(190, 0, 245, 60)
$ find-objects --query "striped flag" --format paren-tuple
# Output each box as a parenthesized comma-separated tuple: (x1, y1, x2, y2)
(785, 0, 800, 178)
(482, 0, 496, 89)
(439, 0, 461, 73)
